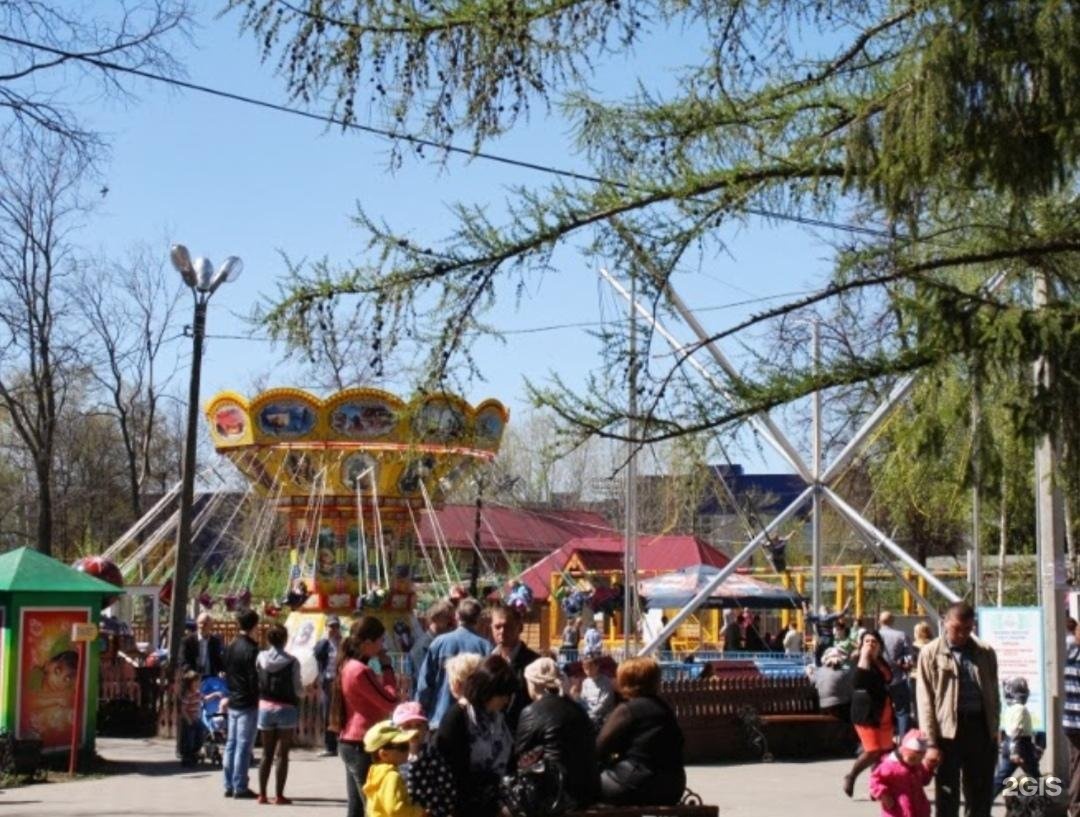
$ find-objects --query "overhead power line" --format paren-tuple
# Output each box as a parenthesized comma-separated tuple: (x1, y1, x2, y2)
(190, 288, 823, 342)
(0, 32, 893, 239)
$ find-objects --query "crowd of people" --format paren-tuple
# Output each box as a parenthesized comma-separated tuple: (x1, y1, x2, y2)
(176, 596, 1080, 817)
(181, 597, 686, 817)
(802, 602, 1066, 817)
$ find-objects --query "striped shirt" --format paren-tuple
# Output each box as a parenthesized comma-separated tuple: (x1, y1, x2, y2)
(1064, 644, 1080, 731)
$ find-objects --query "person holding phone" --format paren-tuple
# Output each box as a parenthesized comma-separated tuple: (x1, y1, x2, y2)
(336, 616, 399, 817)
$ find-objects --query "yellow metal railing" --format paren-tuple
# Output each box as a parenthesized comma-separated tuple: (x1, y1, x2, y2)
(544, 564, 966, 652)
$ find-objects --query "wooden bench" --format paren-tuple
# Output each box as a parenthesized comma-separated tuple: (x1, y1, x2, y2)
(569, 807, 717, 817)
(663, 674, 856, 762)
(569, 789, 718, 817)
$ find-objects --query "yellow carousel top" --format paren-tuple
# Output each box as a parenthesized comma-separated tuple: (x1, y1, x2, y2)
(205, 387, 508, 505)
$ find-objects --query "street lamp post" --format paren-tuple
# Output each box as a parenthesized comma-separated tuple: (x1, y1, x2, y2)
(166, 245, 242, 707)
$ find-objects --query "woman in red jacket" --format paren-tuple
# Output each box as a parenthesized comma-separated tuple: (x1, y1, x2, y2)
(335, 616, 399, 817)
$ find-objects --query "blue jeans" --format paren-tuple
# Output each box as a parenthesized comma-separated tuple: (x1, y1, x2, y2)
(320, 678, 337, 753)
(223, 706, 257, 794)
(889, 681, 911, 738)
(339, 741, 371, 817)
(180, 719, 205, 762)
(993, 735, 1041, 794)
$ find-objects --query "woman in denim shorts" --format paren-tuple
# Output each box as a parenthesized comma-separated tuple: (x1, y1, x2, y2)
(256, 623, 303, 804)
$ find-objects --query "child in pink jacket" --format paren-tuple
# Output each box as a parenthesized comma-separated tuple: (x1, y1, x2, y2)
(868, 729, 933, 817)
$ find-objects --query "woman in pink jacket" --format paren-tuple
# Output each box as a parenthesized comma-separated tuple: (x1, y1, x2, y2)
(868, 729, 933, 817)
(335, 616, 399, 817)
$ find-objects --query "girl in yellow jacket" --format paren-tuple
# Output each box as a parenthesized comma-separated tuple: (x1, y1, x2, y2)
(362, 721, 425, 817)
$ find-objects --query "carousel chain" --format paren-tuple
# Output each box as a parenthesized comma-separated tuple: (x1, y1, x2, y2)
(409, 502, 450, 595)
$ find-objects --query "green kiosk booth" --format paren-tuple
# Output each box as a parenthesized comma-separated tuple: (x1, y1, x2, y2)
(0, 547, 122, 768)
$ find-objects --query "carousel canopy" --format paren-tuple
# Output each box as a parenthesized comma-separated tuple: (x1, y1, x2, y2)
(204, 387, 508, 505)
(638, 564, 803, 610)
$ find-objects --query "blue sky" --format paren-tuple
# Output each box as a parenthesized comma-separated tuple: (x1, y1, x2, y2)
(72, 6, 841, 474)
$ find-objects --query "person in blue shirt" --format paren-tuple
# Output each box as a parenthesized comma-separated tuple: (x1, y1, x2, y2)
(415, 597, 490, 726)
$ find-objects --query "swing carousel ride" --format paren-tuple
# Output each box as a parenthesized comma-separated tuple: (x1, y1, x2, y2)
(97, 387, 507, 677)
(203, 387, 508, 663)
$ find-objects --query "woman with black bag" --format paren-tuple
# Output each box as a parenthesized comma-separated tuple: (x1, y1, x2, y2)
(844, 629, 894, 798)
(508, 657, 597, 817)
(596, 657, 685, 807)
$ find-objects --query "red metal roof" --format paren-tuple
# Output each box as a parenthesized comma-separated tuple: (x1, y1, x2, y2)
(416, 504, 615, 554)
(516, 535, 731, 601)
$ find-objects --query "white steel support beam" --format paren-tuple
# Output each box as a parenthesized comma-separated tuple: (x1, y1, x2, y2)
(658, 282, 813, 482)
(823, 487, 960, 603)
(638, 485, 814, 655)
(859, 535, 942, 634)
(820, 374, 920, 485)
(600, 270, 812, 482)
(821, 270, 1011, 486)
(811, 320, 824, 612)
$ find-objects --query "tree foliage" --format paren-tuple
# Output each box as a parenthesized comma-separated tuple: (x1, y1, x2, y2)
(234, 0, 1080, 503)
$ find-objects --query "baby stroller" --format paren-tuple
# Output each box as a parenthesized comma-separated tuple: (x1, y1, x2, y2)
(199, 676, 229, 767)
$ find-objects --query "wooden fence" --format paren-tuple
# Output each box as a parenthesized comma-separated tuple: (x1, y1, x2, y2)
(118, 620, 850, 757)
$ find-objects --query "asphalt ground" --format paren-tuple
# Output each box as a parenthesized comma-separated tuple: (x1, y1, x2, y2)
(0, 737, 1009, 817)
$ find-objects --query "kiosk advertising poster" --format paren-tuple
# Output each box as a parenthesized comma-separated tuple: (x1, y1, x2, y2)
(0, 607, 5, 719)
(979, 606, 1046, 731)
(16, 607, 90, 750)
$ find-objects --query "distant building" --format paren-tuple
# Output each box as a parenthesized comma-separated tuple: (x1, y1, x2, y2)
(695, 464, 809, 554)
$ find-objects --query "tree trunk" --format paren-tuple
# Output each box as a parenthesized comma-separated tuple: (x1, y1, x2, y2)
(127, 452, 143, 522)
(35, 458, 52, 557)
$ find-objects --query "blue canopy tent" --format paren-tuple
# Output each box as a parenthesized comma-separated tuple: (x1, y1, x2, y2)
(638, 564, 804, 610)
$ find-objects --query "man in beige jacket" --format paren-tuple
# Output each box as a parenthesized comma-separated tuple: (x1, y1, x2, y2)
(916, 602, 1000, 817)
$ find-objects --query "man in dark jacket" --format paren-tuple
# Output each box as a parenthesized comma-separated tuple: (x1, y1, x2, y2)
(490, 601, 540, 732)
(312, 615, 342, 756)
(181, 612, 225, 678)
(222, 608, 260, 799)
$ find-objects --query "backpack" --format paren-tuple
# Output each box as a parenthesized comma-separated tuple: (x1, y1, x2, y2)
(258, 657, 298, 705)
(405, 742, 457, 817)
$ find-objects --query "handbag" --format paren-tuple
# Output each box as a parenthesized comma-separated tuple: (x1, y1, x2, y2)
(501, 749, 570, 817)
(850, 689, 877, 726)
(326, 675, 345, 734)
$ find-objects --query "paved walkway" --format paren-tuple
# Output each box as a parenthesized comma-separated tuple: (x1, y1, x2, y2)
(0, 737, 1006, 816)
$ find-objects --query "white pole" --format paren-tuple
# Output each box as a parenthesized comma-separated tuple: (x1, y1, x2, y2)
(1033, 271, 1068, 791)
(623, 271, 639, 655)
(812, 320, 823, 614)
(971, 391, 982, 607)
